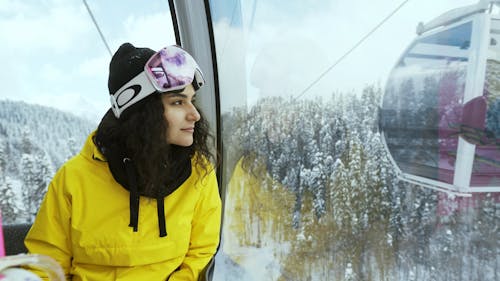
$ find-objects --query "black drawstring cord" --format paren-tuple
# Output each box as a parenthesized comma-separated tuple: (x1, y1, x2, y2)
(157, 197, 167, 237)
(124, 158, 139, 232)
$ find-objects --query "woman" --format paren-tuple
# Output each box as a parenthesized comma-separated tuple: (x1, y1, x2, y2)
(24, 43, 221, 281)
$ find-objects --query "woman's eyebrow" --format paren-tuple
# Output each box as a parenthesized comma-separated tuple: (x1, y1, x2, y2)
(166, 92, 188, 99)
(166, 92, 197, 100)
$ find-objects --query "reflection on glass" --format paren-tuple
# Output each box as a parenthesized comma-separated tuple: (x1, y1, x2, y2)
(381, 21, 471, 184)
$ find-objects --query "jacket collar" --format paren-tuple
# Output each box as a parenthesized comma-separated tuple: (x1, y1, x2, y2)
(79, 131, 107, 162)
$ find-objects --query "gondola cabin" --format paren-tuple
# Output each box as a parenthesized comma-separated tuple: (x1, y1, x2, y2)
(380, 0, 500, 195)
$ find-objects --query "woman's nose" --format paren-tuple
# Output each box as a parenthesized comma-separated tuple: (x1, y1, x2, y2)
(187, 104, 201, 122)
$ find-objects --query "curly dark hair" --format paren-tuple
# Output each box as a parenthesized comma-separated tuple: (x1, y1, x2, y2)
(94, 91, 214, 196)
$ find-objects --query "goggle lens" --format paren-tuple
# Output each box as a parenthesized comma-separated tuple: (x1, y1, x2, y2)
(145, 46, 204, 92)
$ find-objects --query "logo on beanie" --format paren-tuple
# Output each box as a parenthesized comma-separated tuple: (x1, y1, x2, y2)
(116, 85, 142, 107)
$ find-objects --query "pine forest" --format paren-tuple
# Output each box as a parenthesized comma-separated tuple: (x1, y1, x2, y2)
(0, 100, 95, 223)
(217, 85, 499, 281)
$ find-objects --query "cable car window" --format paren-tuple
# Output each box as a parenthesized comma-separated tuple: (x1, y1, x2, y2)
(421, 21, 472, 49)
(210, 1, 499, 280)
(471, 35, 500, 186)
(382, 21, 471, 185)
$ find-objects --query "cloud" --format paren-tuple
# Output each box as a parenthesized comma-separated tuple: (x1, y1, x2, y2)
(39, 63, 65, 82)
(229, 0, 479, 101)
(29, 91, 107, 122)
(249, 35, 329, 98)
(0, 0, 101, 107)
(212, 19, 249, 112)
(0, 0, 91, 52)
(114, 12, 176, 51)
(78, 55, 109, 78)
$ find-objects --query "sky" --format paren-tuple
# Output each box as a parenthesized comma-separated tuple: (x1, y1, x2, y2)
(0, 0, 480, 122)
(213, 0, 479, 110)
(0, 0, 176, 123)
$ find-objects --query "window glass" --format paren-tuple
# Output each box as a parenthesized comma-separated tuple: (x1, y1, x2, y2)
(0, 0, 175, 224)
(471, 19, 500, 187)
(472, 59, 500, 187)
(210, 1, 499, 280)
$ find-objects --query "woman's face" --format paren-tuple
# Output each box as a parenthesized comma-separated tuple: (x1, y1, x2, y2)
(162, 84, 200, 146)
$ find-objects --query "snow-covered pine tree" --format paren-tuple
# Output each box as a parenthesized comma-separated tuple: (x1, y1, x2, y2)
(0, 180, 20, 223)
(21, 126, 34, 155)
(0, 137, 22, 223)
(0, 138, 6, 176)
(67, 137, 80, 159)
(21, 153, 37, 222)
(20, 150, 51, 223)
(33, 150, 52, 202)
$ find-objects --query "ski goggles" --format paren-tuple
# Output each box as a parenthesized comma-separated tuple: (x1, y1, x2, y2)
(110, 45, 205, 118)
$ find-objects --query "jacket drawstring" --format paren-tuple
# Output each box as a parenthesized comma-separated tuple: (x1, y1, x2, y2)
(124, 157, 167, 237)
(156, 197, 167, 237)
(124, 158, 139, 232)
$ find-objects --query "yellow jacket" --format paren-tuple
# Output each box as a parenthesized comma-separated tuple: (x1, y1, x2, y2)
(25, 133, 221, 281)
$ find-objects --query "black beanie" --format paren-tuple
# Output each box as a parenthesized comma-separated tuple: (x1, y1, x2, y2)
(108, 43, 156, 96)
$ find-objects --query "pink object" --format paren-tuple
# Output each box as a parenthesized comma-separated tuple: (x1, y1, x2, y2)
(0, 211, 5, 257)
(462, 96, 487, 132)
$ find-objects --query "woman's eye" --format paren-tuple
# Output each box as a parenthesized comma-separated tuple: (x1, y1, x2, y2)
(172, 100, 183, 105)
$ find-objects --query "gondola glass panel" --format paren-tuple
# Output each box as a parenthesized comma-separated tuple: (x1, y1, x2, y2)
(210, 1, 500, 280)
(381, 21, 471, 186)
(470, 17, 500, 187)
